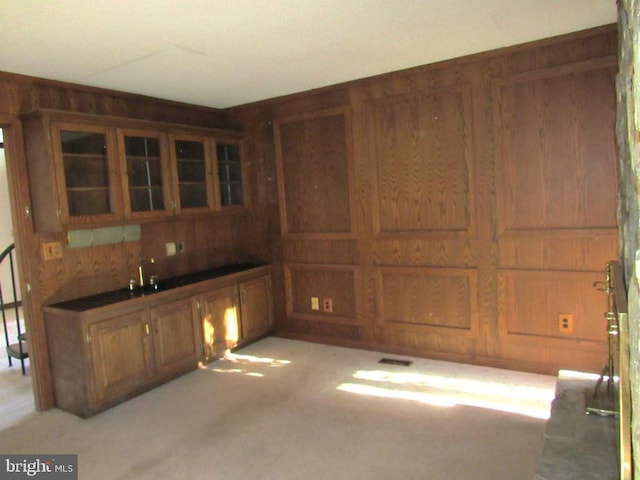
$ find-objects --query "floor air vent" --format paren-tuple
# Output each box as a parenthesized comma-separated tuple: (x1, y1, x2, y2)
(379, 358, 413, 367)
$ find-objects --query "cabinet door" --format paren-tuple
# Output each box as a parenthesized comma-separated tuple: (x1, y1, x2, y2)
(88, 310, 153, 405)
(199, 285, 240, 362)
(52, 122, 123, 226)
(215, 139, 247, 209)
(170, 134, 216, 214)
(239, 275, 273, 342)
(118, 128, 174, 219)
(150, 297, 201, 378)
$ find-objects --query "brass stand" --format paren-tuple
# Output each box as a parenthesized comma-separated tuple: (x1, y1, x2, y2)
(585, 262, 618, 416)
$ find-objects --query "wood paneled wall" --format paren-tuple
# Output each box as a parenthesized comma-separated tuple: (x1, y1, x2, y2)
(0, 25, 619, 411)
(228, 25, 619, 375)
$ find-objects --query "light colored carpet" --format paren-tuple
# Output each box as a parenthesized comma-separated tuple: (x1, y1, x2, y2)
(0, 337, 556, 480)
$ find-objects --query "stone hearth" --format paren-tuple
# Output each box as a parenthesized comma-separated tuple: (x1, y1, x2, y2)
(534, 372, 618, 480)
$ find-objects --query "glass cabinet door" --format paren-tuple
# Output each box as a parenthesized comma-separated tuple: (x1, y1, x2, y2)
(53, 123, 122, 224)
(119, 129, 172, 218)
(216, 141, 244, 207)
(171, 134, 214, 212)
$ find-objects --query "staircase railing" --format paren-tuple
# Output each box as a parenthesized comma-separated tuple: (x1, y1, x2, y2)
(0, 243, 28, 374)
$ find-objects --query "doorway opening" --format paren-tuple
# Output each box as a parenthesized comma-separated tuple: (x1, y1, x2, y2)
(0, 126, 33, 425)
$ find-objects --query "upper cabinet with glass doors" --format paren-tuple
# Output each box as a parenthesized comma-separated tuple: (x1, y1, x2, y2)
(21, 110, 246, 232)
(118, 129, 173, 219)
(171, 132, 247, 214)
(170, 133, 215, 214)
(215, 139, 245, 208)
(21, 111, 124, 231)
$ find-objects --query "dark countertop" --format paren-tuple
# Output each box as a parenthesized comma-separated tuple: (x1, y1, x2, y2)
(47, 263, 266, 312)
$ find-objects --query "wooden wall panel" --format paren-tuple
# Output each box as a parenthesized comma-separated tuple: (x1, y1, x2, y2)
(284, 263, 360, 325)
(490, 52, 618, 372)
(498, 232, 618, 271)
(282, 239, 360, 265)
(367, 86, 473, 236)
(141, 216, 237, 281)
(375, 267, 478, 334)
(498, 270, 607, 342)
(495, 60, 618, 233)
(372, 238, 476, 267)
(274, 107, 355, 238)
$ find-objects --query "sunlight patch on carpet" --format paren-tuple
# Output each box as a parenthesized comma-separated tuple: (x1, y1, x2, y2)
(200, 352, 292, 377)
(337, 369, 555, 419)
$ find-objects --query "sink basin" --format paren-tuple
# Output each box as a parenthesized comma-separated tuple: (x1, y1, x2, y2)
(129, 278, 181, 296)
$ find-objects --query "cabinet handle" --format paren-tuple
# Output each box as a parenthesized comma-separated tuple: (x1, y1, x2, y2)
(86, 333, 91, 344)
(145, 323, 150, 336)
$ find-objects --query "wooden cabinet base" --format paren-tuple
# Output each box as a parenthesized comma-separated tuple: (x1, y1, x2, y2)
(44, 265, 272, 417)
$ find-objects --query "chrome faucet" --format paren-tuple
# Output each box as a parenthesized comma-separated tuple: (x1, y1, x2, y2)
(137, 257, 155, 287)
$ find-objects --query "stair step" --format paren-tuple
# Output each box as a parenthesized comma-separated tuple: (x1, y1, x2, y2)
(6, 341, 28, 360)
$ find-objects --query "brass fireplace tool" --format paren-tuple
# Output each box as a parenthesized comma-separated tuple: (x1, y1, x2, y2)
(586, 261, 618, 416)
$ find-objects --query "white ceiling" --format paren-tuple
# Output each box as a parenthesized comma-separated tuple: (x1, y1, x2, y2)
(0, 0, 617, 109)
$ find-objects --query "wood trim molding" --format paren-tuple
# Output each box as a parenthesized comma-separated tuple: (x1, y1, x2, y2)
(0, 114, 54, 410)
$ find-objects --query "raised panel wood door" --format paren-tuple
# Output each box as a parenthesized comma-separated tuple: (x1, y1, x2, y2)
(88, 311, 153, 405)
(150, 297, 201, 378)
(199, 285, 240, 362)
(239, 275, 273, 341)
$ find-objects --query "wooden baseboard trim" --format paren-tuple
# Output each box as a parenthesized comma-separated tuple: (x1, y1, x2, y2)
(271, 330, 559, 376)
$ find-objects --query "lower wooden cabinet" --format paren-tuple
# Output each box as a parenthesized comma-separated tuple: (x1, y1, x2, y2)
(239, 274, 273, 341)
(44, 266, 273, 417)
(150, 297, 201, 379)
(88, 310, 154, 407)
(200, 285, 240, 362)
(46, 299, 201, 417)
(200, 274, 273, 362)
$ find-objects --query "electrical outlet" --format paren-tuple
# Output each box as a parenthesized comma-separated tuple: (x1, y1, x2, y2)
(323, 298, 333, 313)
(42, 241, 63, 260)
(311, 297, 319, 310)
(165, 242, 177, 257)
(558, 313, 574, 333)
